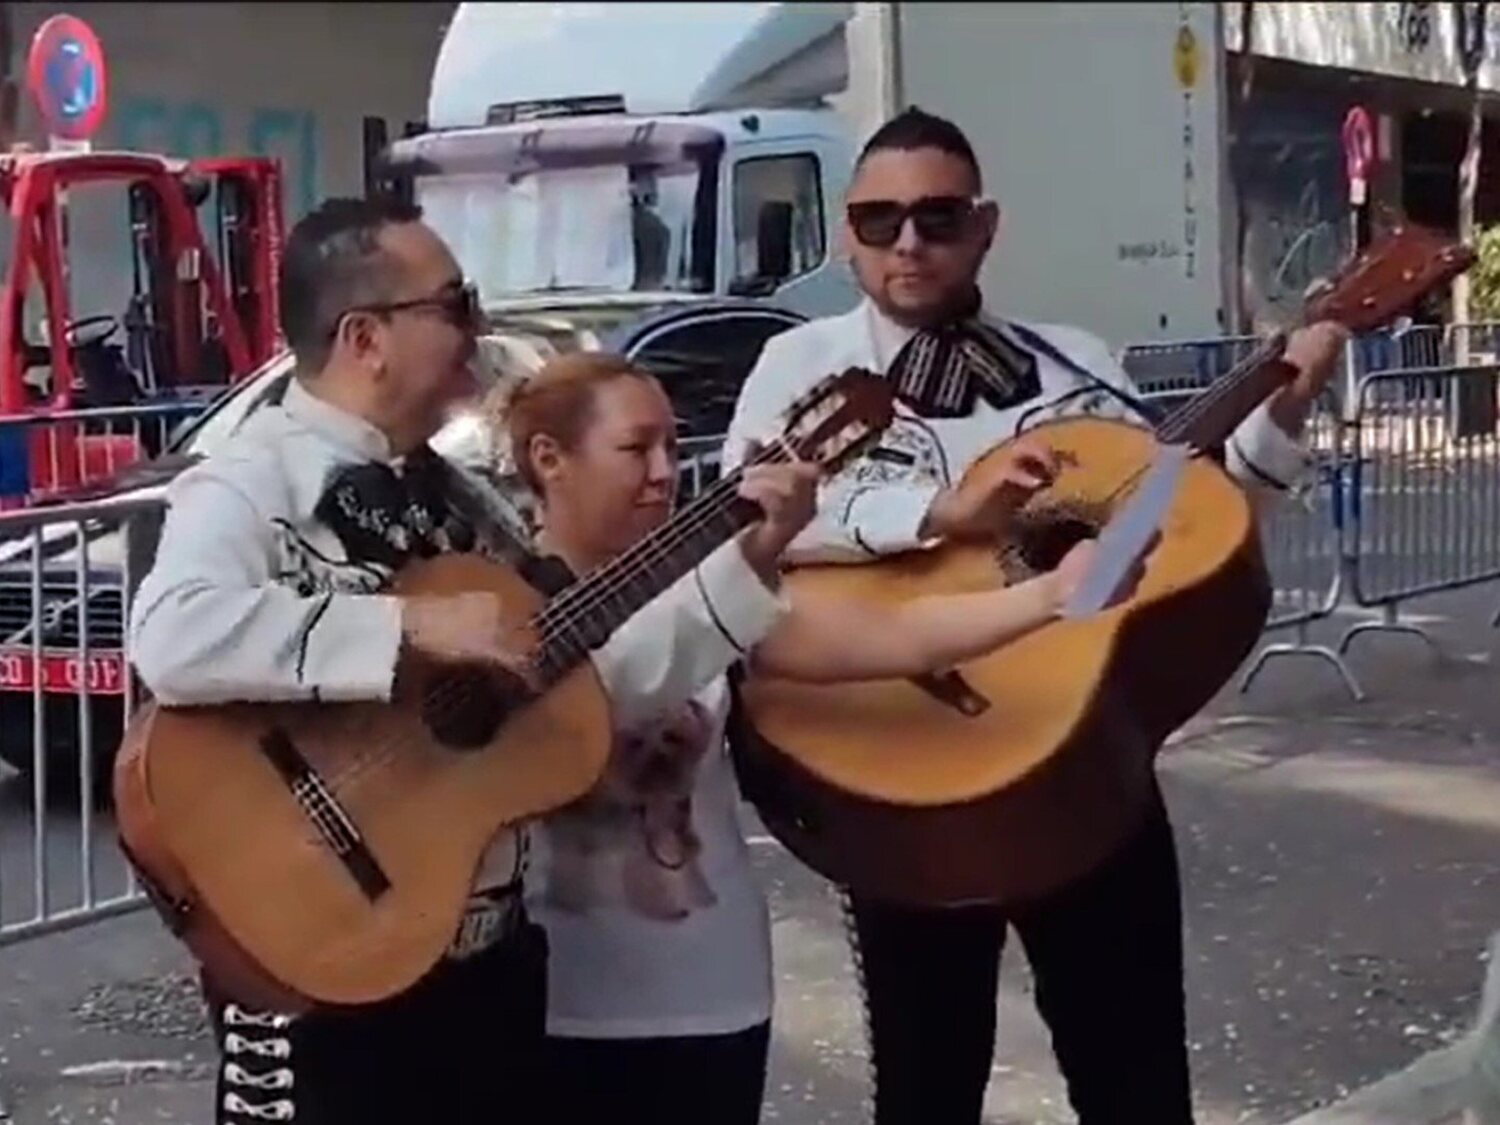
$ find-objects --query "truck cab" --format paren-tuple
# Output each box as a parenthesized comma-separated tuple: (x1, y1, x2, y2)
(373, 1, 861, 333)
(378, 105, 855, 327)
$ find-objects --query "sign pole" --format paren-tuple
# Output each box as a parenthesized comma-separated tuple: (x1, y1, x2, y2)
(1341, 105, 1377, 410)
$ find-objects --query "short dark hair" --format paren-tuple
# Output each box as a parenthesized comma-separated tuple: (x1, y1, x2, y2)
(278, 195, 424, 373)
(856, 106, 982, 191)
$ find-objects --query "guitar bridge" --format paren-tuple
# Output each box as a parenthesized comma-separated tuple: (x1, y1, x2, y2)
(258, 728, 391, 902)
(909, 670, 991, 717)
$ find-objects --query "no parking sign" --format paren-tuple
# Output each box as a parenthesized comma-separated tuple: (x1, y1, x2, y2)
(26, 14, 108, 147)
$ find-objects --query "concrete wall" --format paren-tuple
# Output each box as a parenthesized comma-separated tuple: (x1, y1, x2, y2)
(12, 3, 454, 211)
(6, 2, 454, 327)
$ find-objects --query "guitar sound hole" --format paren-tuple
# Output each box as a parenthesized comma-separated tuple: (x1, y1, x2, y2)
(421, 665, 531, 751)
(996, 499, 1110, 582)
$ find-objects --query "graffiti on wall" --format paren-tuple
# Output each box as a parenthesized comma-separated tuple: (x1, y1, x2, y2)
(1237, 94, 1351, 328)
(1243, 153, 1349, 325)
(1391, 1, 1436, 52)
(114, 96, 319, 218)
(1262, 180, 1346, 302)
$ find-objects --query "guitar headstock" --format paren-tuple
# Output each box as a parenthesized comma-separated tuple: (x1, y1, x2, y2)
(776, 367, 896, 474)
(1305, 218, 1476, 333)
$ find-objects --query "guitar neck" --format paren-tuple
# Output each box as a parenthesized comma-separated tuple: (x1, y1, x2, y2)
(527, 462, 766, 688)
(1155, 333, 1302, 450)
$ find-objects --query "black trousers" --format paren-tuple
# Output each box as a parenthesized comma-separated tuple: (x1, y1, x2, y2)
(845, 789, 1193, 1125)
(543, 1020, 771, 1125)
(207, 918, 548, 1125)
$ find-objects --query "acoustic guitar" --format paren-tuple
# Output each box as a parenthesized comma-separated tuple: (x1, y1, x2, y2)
(734, 219, 1475, 908)
(113, 368, 895, 1012)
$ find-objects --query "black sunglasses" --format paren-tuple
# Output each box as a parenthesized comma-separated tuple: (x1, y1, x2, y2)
(846, 196, 979, 249)
(332, 282, 483, 338)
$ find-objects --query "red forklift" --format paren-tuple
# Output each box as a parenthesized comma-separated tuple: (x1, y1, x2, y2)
(0, 149, 284, 504)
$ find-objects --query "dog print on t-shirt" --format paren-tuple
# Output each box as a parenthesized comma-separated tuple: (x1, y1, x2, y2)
(541, 700, 717, 922)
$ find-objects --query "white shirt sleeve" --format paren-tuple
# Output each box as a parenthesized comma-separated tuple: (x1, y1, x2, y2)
(589, 540, 787, 732)
(127, 466, 404, 706)
(725, 334, 940, 566)
(1222, 400, 1315, 495)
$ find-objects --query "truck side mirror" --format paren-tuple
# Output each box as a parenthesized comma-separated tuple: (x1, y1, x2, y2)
(729, 201, 795, 298)
(362, 116, 389, 201)
(756, 201, 794, 284)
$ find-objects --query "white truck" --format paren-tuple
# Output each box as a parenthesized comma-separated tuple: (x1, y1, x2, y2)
(375, 1, 1232, 352)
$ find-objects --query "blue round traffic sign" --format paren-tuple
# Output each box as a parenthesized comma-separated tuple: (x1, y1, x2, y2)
(27, 14, 109, 142)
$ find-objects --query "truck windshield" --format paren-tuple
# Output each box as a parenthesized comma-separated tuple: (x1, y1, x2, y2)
(417, 159, 714, 301)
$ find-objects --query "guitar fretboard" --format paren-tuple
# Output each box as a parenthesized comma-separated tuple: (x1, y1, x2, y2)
(1155, 334, 1298, 449)
(526, 459, 774, 688)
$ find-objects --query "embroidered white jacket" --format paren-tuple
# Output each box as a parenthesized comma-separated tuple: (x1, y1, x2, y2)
(725, 300, 1312, 564)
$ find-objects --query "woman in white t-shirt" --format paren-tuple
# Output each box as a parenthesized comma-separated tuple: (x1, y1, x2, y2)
(501, 352, 1136, 1124)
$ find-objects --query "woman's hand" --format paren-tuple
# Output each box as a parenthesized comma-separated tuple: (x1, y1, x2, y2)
(735, 459, 823, 587)
(920, 437, 1061, 542)
(1043, 535, 1154, 617)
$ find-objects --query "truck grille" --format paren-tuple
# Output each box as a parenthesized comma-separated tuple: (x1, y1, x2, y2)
(0, 584, 127, 649)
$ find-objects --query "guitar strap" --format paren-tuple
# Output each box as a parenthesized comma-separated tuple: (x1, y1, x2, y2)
(1005, 321, 1227, 464)
(1003, 321, 1158, 424)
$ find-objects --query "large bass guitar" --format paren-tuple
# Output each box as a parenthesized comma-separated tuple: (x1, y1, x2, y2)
(113, 368, 895, 1012)
(735, 220, 1474, 908)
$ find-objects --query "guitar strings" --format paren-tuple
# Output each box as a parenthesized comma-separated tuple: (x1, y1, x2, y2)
(1155, 335, 1291, 445)
(427, 338, 1281, 757)
(313, 437, 805, 794)
(1094, 334, 1291, 510)
(520, 363, 870, 640)
(527, 439, 791, 645)
(349, 347, 1282, 790)
(323, 343, 1293, 795)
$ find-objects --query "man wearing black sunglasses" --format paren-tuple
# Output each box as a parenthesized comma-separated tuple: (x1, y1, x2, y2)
(724, 108, 1348, 1125)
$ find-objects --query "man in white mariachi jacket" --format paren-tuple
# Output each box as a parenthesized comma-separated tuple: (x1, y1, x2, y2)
(724, 108, 1349, 1125)
(127, 198, 814, 1125)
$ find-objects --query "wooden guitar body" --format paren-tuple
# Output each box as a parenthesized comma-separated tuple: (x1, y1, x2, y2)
(112, 366, 899, 1012)
(735, 219, 1473, 908)
(114, 553, 612, 1012)
(736, 415, 1273, 907)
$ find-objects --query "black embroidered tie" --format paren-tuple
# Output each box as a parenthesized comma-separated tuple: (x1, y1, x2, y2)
(885, 293, 1042, 418)
(315, 445, 477, 572)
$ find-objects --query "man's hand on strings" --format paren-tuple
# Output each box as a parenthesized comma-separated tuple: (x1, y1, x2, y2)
(735, 442, 821, 586)
(1270, 320, 1352, 435)
(401, 593, 540, 688)
(920, 437, 1062, 543)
